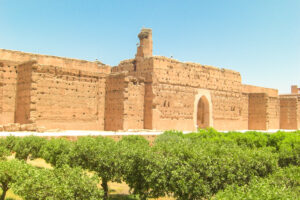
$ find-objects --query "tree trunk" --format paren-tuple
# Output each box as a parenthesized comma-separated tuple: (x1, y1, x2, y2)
(101, 178, 109, 200)
(0, 187, 7, 200)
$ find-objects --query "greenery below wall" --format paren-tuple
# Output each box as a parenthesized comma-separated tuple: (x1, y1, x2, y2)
(0, 129, 299, 200)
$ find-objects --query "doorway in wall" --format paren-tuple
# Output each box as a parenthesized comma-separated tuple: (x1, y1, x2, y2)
(197, 96, 210, 129)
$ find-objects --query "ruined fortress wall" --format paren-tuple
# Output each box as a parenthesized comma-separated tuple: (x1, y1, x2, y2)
(112, 57, 154, 76)
(280, 95, 298, 129)
(105, 74, 125, 131)
(248, 93, 267, 130)
(245, 87, 280, 130)
(15, 62, 34, 124)
(151, 82, 196, 131)
(136, 58, 155, 130)
(112, 58, 154, 129)
(0, 49, 111, 74)
(105, 73, 145, 131)
(123, 76, 145, 130)
(0, 60, 18, 124)
(112, 59, 135, 73)
(243, 84, 278, 97)
(298, 97, 300, 129)
(266, 97, 280, 129)
(150, 56, 246, 130)
(240, 93, 249, 129)
(28, 64, 106, 130)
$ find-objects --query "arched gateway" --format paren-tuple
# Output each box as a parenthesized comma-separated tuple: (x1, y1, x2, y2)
(197, 96, 210, 128)
(194, 89, 213, 130)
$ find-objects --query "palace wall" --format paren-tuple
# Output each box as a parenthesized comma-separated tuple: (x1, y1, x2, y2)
(0, 28, 297, 132)
(105, 73, 125, 131)
(0, 60, 18, 124)
(32, 64, 107, 130)
(147, 56, 246, 131)
(0, 49, 111, 73)
(267, 96, 280, 129)
(111, 58, 154, 130)
(0, 49, 111, 130)
(280, 95, 300, 129)
(15, 61, 34, 124)
(243, 84, 278, 97)
(105, 73, 145, 131)
(248, 93, 280, 130)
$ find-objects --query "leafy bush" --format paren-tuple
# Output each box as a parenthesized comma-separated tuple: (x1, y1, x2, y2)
(153, 139, 278, 200)
(225, 131, 269, 148)
(39, 138, 74, 167)
(0, 160, 29, 200)
(1, 136, 20, 152)
(0, 131, 296, 200)
(213, 166, 300, 200)
(183, 127, 222, 140)
(278, 135, 300, 167)
(0, 139, 9, 160)
(118, 136, 168, 200)
(13, 136, 46, 160)
(13, 165, 103, 200)
(70, 136, 119, 200)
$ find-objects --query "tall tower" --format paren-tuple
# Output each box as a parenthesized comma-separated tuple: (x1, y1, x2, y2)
(136, 28, 152, 58)
(291, 85, 299, 94)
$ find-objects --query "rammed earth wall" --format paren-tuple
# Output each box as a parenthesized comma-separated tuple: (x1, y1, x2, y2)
(0, 28, 298, 131)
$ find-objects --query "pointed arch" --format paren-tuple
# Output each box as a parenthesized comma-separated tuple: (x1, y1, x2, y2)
(193, 89, 213, 130)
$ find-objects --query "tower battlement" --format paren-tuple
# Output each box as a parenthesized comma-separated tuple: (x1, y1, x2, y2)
(136, 28, 153, 58)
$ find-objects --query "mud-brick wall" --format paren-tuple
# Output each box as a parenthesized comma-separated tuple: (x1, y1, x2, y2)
(105, 74, 125, 131)
(280, 96, 298, 129)
(105, 73, 145, 131)
(266, 97, 280, 129)
(29, 64, 106, 130)
(298, 96, 300, 129)
(123, 76, 145, 130)
(150, 56, 245, 130)
(152, 56, 242, 92)
(112, 59, 135, 73)
(249, 94, 279, 130)
(113, 58, 153, 130)
(210, 90, 245, 130)
(240, 93, 249, 129)
(0, 60, 18, 124)
(0, 49, 111, 73)
(248, 93, 267, 130)
(150, 83, 195, 131)
(112, 57, 153, 75)
(15, 62, 34, 124)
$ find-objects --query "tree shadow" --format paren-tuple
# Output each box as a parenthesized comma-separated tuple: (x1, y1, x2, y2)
(109, 194, 139, 200)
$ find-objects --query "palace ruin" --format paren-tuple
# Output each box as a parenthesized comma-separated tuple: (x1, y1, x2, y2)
(0, 28, 299, 131)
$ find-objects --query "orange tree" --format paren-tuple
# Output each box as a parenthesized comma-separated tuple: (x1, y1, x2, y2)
(69, 136, 120, 200)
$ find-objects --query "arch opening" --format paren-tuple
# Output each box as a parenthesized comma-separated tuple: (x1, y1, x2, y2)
(197, 96, 210, 129)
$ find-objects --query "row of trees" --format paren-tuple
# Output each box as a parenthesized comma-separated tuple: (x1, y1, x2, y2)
(0, 129, 299, 200)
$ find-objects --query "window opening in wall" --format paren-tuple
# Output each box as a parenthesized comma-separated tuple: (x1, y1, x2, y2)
(133, 60, 137, 71)
(163, 100, 167, 107)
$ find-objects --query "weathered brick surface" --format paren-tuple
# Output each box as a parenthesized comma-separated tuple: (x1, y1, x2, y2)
(0, 28, 297, 131)
(280, 95, 300, 129)
(243, 84, 278, 97)
(143, 56, 247, 130)
(31, 64, 107, 130)
(248, 93, 267, 130)
(0, 49, 111, 73)
(0, 60, 18, 124)
(105, 73, 145, 131)
(267, 97, 280, 129)
(15, 61, 34, 124)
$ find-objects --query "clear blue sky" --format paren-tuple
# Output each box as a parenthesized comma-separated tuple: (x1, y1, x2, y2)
(0, 0, 299, 94)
